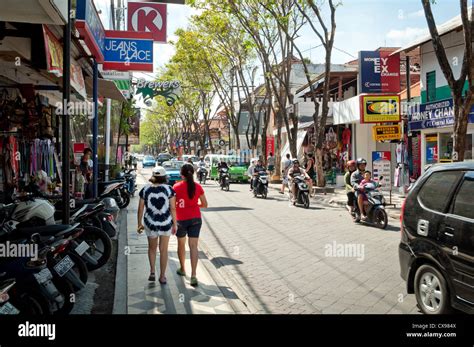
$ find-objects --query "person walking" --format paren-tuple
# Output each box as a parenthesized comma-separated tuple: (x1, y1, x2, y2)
(137, 167, 177, 284)
(280, 153, 292, 194)
(247, 159, 256, 191)
(305, 153, 316, 197)
(267, 152, 275, 176)
(344, 160, 357, 216)
(173, 163, 208, 287)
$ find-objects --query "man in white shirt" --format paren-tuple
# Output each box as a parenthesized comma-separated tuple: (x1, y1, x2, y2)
(280, 153, 292, 194)
(247, 160, 256, 191)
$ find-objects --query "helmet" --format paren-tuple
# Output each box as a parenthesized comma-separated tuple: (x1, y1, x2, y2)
(356, 158, 367, 165)
(347, 160, 356, 167)
(293, 159, 300, 165)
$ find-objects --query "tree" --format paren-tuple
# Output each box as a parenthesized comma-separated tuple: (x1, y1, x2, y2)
(422, 0, 473, 161)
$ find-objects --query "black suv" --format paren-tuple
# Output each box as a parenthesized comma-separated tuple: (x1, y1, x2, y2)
(399, 162, 474, 314)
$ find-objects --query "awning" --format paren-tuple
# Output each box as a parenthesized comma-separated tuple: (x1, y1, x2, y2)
(0, 0, 67, 25)
(332, 94, 361, 124)
(85, 76, 126, 102)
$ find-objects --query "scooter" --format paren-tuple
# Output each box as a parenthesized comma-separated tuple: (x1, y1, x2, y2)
(219, 168, 230, 191)
(353, 179, 388, 229)
(253, 171, 269, 199)
(197, 166, 208, 184)
(290, 175, 310, 208)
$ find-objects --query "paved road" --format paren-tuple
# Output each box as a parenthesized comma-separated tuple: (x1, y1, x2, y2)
(198, 180, 419, 314)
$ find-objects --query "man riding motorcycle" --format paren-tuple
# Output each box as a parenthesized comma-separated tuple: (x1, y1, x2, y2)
(197, 158, 207, 180)
(288, 160, 311, 203)
(350, 158, 368, 219)
(344, 160, 357, 215)
(252, 160, 267, 189)
(217, 160, 229, 186)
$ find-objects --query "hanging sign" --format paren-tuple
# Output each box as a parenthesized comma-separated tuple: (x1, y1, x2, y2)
(359, 51, 400, 93)
(266, 137, 275, 157)
(372, 124, 402, 141)
(100, 69, 131, 80)
(103, 31, 154, 72)
(135, 78, 181, 105)
(372, 151, 392, 191)
(127, 2, 167, 43)
(360, 94, 400, 123)
(76, 0, 105, 63)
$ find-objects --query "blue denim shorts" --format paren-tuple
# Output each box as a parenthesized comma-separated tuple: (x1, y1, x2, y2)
(176, 218, 202, 238)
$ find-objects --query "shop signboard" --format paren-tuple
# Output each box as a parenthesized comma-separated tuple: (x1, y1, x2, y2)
(408, 98, 474, 131)
(426, 134, 438, 164)
(103, 31, 153, 72)
(114, 80, 132, 99)
(372, 151, 391, 190)
(73, 143, 86, 165)
(100, 69, 131, 80)
(359, 51, 400, 93)
(372, 124, 401, 141)
(266, 137, 275, 157)
(135, 79, 181, 105)
(360, 95, 400, 123)
(127, 2, 167, 43)
(76, 0, 105, 63)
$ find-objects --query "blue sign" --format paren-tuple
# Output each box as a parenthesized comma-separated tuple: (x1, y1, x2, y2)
(76, 0, 106, 62)
(408, 98, 474, 131)
(359, 51, 400, 93)
(103, 31, 153, 72)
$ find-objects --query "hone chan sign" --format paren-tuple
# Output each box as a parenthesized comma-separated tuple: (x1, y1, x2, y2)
(408, 98, 474, 131)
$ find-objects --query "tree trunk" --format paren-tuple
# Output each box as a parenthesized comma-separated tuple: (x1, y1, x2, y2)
(453, 94, 469, 161)
(315, 147, 325, 187)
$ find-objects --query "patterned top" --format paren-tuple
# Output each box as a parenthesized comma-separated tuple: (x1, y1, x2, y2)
(139, 184, 175, 232)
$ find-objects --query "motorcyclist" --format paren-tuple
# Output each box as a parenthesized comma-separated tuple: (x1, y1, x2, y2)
(252, 159, 267, 190)
(288, 159, 311, 203)
(350, 158, 368, 219)
(197, 157, 207, 179)
(217, 160, 229, 186)
(344, 160, 357, 215)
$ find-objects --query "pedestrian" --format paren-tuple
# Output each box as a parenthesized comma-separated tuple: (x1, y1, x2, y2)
(280, 153, 292, 194)
(344, 160, 357, 215)
(80, 148, 93, 199)
(173, 163, 208, 287)
(305, 153, 316, 197)
(267, 152, 275, 176)
(137, 166, 177, 284)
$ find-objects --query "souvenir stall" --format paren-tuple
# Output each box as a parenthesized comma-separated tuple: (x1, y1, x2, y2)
(0, 88, 61, 203)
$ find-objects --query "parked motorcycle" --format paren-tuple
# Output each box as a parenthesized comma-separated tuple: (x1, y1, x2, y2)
(219, 168, 230, 191)
(99, 181, 130, 209)
(253, 171, 269, 199)
(353, 178, 388, 229)
(0, 279, 19, 315)
(117, 168, 137, 197)
(290, 175, 310, 208)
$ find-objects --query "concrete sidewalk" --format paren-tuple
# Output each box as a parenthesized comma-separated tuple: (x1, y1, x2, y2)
(122, 171, 239, 314)
(268, 183, 404, 220)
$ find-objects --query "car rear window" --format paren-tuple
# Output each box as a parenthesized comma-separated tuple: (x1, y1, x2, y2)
(452, 172, 474, 220)
(418, 171, 463, 213)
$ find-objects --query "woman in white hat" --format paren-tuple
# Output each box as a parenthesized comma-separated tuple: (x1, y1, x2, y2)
(137, 166, 177, 284)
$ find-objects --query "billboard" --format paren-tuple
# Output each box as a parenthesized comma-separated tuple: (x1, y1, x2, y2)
(360, 95, 400, 123)
(103, 31, 153, 72)
(127, 2, 167, 43)
(372, 124, 401, 141)
(359, 51, 400, 93)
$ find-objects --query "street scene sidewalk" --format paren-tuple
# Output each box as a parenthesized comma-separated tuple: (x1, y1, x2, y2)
(122, 174, 239, 314)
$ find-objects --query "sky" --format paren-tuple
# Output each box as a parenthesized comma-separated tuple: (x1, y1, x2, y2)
(94, 0, 462, 75)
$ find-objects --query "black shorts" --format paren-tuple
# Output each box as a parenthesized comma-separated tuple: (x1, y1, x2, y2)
(176, 218, 202, 238)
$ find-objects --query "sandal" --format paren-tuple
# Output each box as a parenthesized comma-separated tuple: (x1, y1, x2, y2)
(190, 277, 198, 287)
(159, 276, 167, 285)
(176, 268, 186, 276)
(148, 273, 156, 282)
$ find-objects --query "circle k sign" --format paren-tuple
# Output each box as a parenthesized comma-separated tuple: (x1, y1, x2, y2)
(127, 2, 167, 43)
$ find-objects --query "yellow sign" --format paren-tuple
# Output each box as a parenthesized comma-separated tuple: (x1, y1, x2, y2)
(372, 125, 402, 141)
(360, 95, 401, 123)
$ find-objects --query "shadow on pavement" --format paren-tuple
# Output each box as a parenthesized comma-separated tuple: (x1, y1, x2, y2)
(204, 206, 254, 212)
(211, 256, 243, 269)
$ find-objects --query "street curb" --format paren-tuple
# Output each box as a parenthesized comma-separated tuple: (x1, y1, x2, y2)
(112, 210, 128, 314)
(198, 237, 260, 314)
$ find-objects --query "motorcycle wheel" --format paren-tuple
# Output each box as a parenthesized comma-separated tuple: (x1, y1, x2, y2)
(80, 226, 112, 271)
(374, 208, 388, 229)
(225, 182, 230, 191)
(117, 191, 130, 209)
(263, 187, 268, 199)
(11, 291, 47, 315)
(302, 193, 310, 209)
(51, 277, 75, 315)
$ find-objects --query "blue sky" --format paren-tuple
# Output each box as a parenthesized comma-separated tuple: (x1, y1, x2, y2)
(94, 0, 462, 71)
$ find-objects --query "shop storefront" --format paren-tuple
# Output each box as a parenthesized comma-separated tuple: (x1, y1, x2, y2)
(408, 98, 474, 171)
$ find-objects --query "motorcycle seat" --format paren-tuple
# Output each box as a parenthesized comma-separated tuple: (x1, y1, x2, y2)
(15, 224, 77, 237)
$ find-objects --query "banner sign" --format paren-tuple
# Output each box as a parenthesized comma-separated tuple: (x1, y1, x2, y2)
(266, 137, 275, 157)
(135, 78, 181, 105)
(103, 31, 153, 72)
(372, 124, 401, 141)
(360, 95, 400, 123)
(426, 134, 438, 164)
(42, 25, 87, 99)
(100, 69, 131, 80)
(76, 0, 105, 63)
(372, 151, 392, 190)
(408, 98, 474, 131)
(128, 2, 167, 43)
(359, 51, 400, 93)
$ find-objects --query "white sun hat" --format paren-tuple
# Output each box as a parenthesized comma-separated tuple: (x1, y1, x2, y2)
(152, 166, 167, 177)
